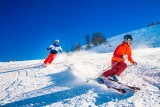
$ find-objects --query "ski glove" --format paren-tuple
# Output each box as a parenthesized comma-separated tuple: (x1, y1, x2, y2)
(47, 47, 50, 50)
(60, 50, 62, 54)
(133, 62, 137, 65)
(122, 54, 128, 59)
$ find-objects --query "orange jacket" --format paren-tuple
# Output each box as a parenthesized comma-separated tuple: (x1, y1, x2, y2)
(112, 42, 134, 64)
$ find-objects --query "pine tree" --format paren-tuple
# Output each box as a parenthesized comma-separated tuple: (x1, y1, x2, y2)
(85, 34, 91, 49)
(92, 32, 107, 46)
(92, 33, 96, 46)
(97, 32, 103, 44)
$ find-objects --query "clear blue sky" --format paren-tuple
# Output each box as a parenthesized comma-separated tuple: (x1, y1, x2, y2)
(0, 0, 160, 62)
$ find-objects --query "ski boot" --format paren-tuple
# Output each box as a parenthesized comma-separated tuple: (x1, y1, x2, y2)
(96, 77, 105, 84)
(109, 75, 119, 81)
(41, 63, 47, 68)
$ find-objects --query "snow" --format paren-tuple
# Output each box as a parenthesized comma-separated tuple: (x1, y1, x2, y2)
(89, 25, 160, 53)
(0, 25, 160, 107)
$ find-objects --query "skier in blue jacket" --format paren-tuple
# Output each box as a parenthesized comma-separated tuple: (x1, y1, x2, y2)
(43, 40, 62, 65)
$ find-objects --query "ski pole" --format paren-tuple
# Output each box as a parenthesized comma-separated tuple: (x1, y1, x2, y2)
(61, 53, 67, 62)
(61, 53, 70, 64)
(86, 58, 123, 83)
(127, 64, 133, 67)
(38, 49, 49, 65)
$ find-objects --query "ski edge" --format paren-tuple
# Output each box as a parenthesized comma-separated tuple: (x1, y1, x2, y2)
(108, 78, 141, 91)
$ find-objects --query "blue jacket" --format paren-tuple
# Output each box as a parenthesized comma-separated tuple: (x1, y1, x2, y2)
(48, 43, 62, 54)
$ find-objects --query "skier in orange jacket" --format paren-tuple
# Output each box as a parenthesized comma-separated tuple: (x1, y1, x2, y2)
(97, 35, 137, 83)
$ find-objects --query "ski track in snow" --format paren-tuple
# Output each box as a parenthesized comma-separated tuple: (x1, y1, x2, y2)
(0, 48, 160, 107)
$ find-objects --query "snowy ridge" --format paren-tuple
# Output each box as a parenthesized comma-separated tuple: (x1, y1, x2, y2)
(0, 26, 160, 107)
(90, 25, 160, 53)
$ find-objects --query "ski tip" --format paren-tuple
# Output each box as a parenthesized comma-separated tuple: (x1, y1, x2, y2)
(85, 80, 89, 83)
(133, 87, 141, 91)
(118, 89, 126, 93)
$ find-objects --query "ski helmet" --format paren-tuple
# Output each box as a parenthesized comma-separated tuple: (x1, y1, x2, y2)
(55, 40, 60, 43)
(124, 35, 133, 41)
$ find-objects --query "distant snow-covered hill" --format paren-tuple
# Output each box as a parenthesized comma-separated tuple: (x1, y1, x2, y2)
(90, 25, 160, 53)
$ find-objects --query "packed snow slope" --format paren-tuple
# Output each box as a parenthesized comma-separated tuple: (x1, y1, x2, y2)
(0, 48, 160, 107)
(0, 25, 160, 107)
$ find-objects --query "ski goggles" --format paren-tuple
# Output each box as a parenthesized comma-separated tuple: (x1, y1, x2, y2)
(127, 39, 133, 44)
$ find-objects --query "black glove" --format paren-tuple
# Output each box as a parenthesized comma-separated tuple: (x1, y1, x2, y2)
(47, 47, 50, 50)
(133, 62, 137, 65)
(60, 50, 62, 54)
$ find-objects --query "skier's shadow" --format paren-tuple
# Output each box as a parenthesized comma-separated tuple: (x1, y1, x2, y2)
(1, 85, 91, 107)
(1, 68, 91, 107)
(1, 67, 135, 107)
(95, 88, 135, 105)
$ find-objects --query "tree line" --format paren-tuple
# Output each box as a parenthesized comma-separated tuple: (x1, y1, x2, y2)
(147, 22, 160, 27)
(69, 32, 107, 52)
